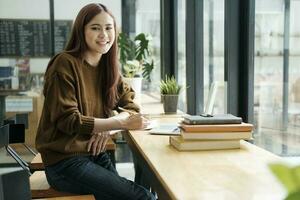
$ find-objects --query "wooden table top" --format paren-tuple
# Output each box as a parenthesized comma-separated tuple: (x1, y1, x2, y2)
(128, 117, 286, 200)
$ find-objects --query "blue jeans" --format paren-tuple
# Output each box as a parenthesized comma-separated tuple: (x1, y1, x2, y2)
(45, 153, 155, 200)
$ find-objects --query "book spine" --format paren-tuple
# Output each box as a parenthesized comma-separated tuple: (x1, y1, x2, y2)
(170, 138, 241, 151)
(181, 132, 252, 140)
(184, 118, 242, 125)
(181, 126, 253, 132)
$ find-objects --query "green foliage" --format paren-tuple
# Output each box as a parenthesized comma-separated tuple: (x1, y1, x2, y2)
(160, 75, 182, 95)
(135, 33, 149, 61)
(117, 32, 154, 81)
(269, 163, 300, 200)
(123, 60, 142, 78)
(118, 32, 135, 65)
(142, 60, 154, 81)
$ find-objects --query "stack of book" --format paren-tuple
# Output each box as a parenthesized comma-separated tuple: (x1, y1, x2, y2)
(169, 114, 253, 151)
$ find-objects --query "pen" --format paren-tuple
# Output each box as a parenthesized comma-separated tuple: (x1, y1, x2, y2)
(118, 107, 138, 115)
(172, 127, 180, 132)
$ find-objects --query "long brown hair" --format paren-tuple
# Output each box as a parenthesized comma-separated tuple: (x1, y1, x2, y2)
(65, 3, 120, 117)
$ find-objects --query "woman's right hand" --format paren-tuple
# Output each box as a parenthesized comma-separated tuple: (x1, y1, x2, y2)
(93, 113, 149, 133)
(121, 114, 149, 130)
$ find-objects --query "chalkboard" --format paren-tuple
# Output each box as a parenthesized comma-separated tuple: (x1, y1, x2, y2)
(0, 19, 72, 57)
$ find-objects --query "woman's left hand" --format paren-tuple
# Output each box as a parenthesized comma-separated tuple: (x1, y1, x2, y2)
(87, 131, 110, 156)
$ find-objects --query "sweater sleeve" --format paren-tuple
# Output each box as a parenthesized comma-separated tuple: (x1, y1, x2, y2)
(43, 71, 94, 135)
(116, 80, 140, 113)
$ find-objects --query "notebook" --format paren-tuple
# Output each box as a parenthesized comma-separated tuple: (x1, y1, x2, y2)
(183, 114, 242, 125)
(109, 120, 159, 135)
(149, 123, 180, 135)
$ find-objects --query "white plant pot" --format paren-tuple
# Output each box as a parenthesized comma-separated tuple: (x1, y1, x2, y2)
(123, 77, 142, 105)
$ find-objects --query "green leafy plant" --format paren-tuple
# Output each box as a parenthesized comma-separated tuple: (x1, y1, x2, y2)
(122, 60, 142, 78)
(269, 163, 300, 200)
(118, 32, 154, 81)
(160, 75, 182, 95)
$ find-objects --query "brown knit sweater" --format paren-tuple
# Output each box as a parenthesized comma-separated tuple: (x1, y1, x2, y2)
(35, 52, 139, 166)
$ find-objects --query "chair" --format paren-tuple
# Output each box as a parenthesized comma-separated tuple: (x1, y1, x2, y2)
(0, 123, 31, 174)
(0, 169, 31, 200)
(4, 113, 37, 155)
(0, 123, 76, 199)
(0, 169, 95, 200)
(0, 122, 31, 199)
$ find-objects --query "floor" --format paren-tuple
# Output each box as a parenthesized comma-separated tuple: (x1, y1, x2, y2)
(116, 162, 135, 181)
(115, 141, 135, 181)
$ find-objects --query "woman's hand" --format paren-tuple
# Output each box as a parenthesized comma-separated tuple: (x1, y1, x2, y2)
(87, 131, 110, 156)
(122, 114, 149, 130)
(92, 113, 150, 133)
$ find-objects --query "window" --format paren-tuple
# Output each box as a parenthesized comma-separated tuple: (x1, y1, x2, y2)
(177, 0, 187, 112)
(203, 0, 225, 114)
(254, 0, 300, 156)
(135, 0, 161, 93)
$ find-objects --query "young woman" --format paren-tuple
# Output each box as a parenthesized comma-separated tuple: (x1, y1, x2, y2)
(35, 3, 155, 200)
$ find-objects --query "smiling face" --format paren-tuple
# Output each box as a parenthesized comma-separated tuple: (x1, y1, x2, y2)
(84, 11, 115, 56)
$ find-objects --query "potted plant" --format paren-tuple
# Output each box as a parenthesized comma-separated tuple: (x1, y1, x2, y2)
(118, 32, 154, 88)
(160, 75, 182, 114)
(118, 32, 154, 81)
(269, 163, 300, 200)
